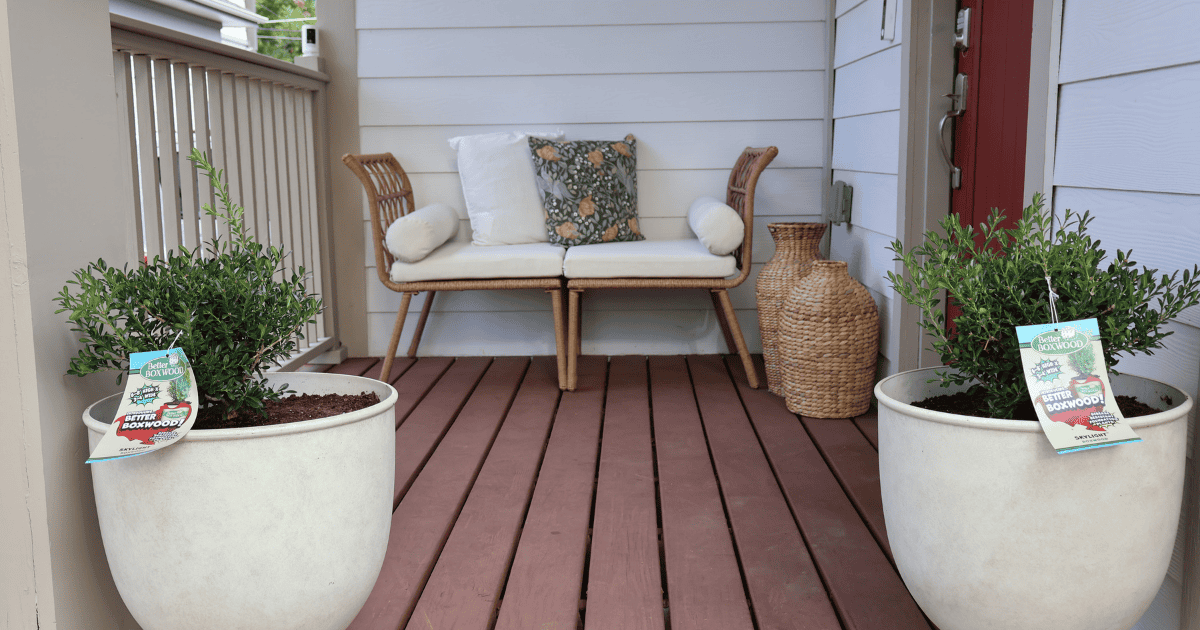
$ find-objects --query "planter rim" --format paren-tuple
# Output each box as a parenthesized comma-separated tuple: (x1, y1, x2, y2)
(82, 371, 398, 442)
(874, 366, 1192, 432)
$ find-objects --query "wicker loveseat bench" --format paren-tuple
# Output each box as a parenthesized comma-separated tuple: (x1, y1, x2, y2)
(343, 145, 777, 392)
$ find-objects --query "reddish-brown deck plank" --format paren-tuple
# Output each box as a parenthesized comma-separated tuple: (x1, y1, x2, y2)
(494, 356, 607, 630)
(327, 356, 378, 376)
(586, 356, 664, 630)
(386, 357, 454, 428)
(347, 357, 530, 630)
(803, 416, 891, 560)
(855, 415, 879, 450)
(687, 356, 840, 630)
(392, 357, 491, 506)
(649, 356, 755, 630)
(728, 359, 930, 630)
(406, 357, 561, 630)
(363, 356, 415, 383)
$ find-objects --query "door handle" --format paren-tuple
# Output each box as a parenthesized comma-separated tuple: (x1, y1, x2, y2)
(938, 73, 968, 189)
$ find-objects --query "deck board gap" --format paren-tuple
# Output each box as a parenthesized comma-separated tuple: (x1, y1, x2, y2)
(800, 416, 892, 562)
(397, 359, 533, 630)
(393, 358, 492, 508)
(644, 355, 672, 620)
(486, 387, 566, 630)
(720, 356, 851, 630)
(685, 358, 761, 630)
(575, 358, 610, 630)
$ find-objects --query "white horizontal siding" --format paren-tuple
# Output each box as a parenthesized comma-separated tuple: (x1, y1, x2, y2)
(828, 0, 902, 372)
(1054, 64, 1200, 196)
(1054, 187, 1200, 329)
(831, 169, 898, 238)
(833, 0, 905, 69)
(359, 71, 825, 127)
(1052, 6, 1200, 624)
(832, 110, 901, 174)
(833, 45, 902, 118)
(359, 22, 826, 77)
(1058, 0, 1200, 84)
(361, 121, 826, 172)
(356, 0, 827, 357)
(357, 0, 826, 29)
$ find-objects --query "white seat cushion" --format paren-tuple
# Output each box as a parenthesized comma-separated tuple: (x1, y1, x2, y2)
(389, 241, 565, 283)
(562, 239, 737, 279)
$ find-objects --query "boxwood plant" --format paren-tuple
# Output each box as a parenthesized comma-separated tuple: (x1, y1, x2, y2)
(887, 193, 1200, 420)
(56, 150, 322, 422)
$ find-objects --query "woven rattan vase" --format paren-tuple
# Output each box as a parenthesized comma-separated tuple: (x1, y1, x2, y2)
(756, 222, 826, 395)
(780, 261, 878, 418)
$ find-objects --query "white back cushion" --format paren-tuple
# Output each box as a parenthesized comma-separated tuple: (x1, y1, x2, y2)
(384, 203, 460, 263)
(448, 130, 564, 246)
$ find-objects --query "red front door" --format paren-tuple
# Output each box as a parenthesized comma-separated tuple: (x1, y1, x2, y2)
(950, 0, 1036, 232)
(945, 0, 1036, 325)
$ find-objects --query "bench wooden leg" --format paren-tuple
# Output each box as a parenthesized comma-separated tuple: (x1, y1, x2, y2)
(714, 289, 761, 388)
(382, 292, 416, 383)
(407, 290, 436, 358)
(549, 287, 568, 390)
(710, 289, 737, 354)
(567, 289, 583, 391)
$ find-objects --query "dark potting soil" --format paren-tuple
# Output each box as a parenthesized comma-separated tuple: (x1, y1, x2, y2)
(192, 391, 381, 430)
(912, 389, 1161, 421)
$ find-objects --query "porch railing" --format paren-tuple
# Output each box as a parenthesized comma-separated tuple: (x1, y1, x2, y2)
(110, 15, 337, 370)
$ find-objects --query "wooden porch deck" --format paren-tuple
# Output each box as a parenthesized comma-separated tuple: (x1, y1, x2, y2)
(317, 355, 929, 630)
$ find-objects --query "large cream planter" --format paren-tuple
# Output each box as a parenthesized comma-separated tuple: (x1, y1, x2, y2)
(874, 367, 1190, 630)
(83, 372, 398, 630)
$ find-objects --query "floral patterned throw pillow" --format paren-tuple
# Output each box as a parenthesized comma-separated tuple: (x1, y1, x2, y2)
(529, 134, 645, 247)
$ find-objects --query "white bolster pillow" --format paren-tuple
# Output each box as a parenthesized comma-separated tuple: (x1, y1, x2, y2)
(687, 196, 744, 256)
(385, 203, 460, 263)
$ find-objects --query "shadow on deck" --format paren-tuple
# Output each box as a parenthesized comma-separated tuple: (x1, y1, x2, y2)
(312, 354, 928, 630)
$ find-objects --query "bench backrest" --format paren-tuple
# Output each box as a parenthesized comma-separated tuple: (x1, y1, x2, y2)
(342, 152, 416, 288)
(726, 146, 779, 278)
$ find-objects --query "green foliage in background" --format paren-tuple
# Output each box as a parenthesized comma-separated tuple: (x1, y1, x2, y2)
(257, 0, 315, 62)
(56, 150, 322, 421)
(888, 193, 1200, 420)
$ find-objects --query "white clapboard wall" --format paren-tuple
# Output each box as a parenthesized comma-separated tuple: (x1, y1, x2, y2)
(1051, 2, 1200, 628)
(829, 0, 904, 376)
(354, 0, 829, 357)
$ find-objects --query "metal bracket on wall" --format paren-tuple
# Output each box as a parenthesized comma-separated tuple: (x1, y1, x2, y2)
(938, 73, 969, 189)
(829, 180, 853, 225)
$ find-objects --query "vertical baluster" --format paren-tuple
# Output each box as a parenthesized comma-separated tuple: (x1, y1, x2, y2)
(173, 61, 200, 252)
(301, 91, 326, 340)
(246, 79, 269, 243)
(264, 82, 286, 257)
(190, 65, 216, 252)
(113, 50, 143, 263)
(152, 58, 183, 254)
(282, 87, 314, 346)
(220, 72, 242, 244)
(133, 55, 164, 261)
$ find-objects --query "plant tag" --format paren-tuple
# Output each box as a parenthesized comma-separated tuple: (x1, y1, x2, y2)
(1016, 318, 1140, 454)
(86, 348, 199, 463)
